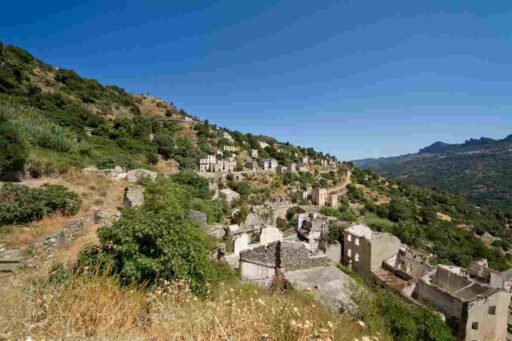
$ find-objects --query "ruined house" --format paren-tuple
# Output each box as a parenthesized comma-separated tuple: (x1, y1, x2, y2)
(249, 149, 258, 158)
(289, 163, 297, 172)
(276, 165, 288, 173)
(326, 193, 338, 208)
(343, 224, 401, 280)
(198, 155, 236, 173)
(411, 265, 511, 341)
(300, 156, 309, 164)
(311, 187, 327, 206)
(297, 164, 308, 172)
(239, 240, 331, 287)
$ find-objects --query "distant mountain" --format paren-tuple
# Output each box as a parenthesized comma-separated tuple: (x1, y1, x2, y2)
(354, 135, 512, 209)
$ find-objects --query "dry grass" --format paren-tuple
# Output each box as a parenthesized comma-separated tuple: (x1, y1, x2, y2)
(0, 268, 382, 340)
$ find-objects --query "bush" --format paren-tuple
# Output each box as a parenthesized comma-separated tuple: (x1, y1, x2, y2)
(0, 119, 27, 180)
(96, 206, 212, 295)
(0, 183, 81, 225)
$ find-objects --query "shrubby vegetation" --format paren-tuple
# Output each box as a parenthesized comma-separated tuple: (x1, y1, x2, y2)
(77, 176, 228, 294)
(0, 112, 27, 180)
(0, 183, 81, 225)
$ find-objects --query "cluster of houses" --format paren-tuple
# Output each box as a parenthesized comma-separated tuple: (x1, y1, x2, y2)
(292, 186, 339, 208)
(343, 223, 512, 341)
(197, 132, 338, 174)
(215, 204, 512, 340)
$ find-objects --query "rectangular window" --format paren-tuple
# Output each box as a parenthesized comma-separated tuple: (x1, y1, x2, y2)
(472, 322, 478, 330)
(355, 238, 360, 246)
(488, 306, 496, 315)
(347, 235, 352, 242)
(347, 249, 352, 258)
(355, 253, 360, 263)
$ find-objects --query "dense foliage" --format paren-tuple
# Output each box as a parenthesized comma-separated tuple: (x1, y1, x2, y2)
(0, 183, 81, 225)
(0, 114, 27, 180)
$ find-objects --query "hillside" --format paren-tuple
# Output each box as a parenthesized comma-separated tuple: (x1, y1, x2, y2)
(355, 135, 512, 210)
(2, 42, 512, 340)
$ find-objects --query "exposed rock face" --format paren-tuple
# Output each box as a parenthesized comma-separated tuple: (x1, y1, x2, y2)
(123, 185, 145, 208)
(126, 169, 157, 183)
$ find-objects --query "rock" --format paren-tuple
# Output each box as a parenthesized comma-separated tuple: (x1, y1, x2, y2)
(123, 185, 145, 208)
(284, 265, 359, 314)
(126, 169, 157, 183)
(187, 210, 208, 228)
(212, 243, 227, 261)
(0, 249, 25, 272)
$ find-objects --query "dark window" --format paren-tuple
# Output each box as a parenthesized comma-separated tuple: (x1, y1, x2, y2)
(472, 322, 479, 330)
(489, 306, 496, 315)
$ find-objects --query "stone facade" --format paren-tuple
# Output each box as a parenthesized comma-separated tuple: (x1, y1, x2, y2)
(343, 224, 401, 280)
(312, 187, 327, 206)
(126, 169, 157, 183)
(411, 265, 511, 341)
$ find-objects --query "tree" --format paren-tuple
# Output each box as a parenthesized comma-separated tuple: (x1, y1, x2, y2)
(0, 119, 27, 180)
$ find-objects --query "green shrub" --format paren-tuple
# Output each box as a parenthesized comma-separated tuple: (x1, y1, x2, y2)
(0, 183, 81, 225)
(0, 119, 27, 180)
(96, 206, 212, 295)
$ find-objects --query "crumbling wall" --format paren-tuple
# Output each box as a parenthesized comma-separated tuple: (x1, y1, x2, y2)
(280, 242, 331, 271)
(413, 279, 464, 320)
(465, 290, 511, 341)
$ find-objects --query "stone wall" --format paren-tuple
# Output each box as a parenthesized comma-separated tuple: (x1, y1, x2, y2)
(279, 241, 331, 271)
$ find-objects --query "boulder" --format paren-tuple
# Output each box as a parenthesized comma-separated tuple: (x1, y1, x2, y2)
(126, 169, 157, 183)
(123, 185, 145, 208)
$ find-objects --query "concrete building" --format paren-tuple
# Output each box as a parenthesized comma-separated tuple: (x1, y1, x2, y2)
(198, 155, 235, 173)
(343, 224, 401, 280)
(411, 265, 511, 341)
(311, 187, 327, 206)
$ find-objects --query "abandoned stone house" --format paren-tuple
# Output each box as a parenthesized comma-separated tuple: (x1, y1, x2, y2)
(249, 148, 258, 158)
(230, 224, 284, 257)
(244, 160, 259, 172)
(198, 155, 236, 173)
(223, 145, 236, 153)
(411, 265, 511, 341)
(276, 165, 288, 173)
(468, 258, 512, 291)
(239, 240, 332, 287)
(289, 163, 297, 172)
(311, 188, 338, 207)
(300, 156, 309, 164)
(342, 224, 401, 280)
(311, 187, 327, 206)
(259, 159, 278, 171)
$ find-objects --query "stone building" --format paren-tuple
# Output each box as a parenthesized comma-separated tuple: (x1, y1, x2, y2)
(276, 165, 288, 173)
(259, 159, 271, 171)
(244, 161, 259, 172)
(327, 193, 338, 208)
(289, 163, 297, 172)
(468, 259, 512, 291)
(311, 187, 327, 206)
(239, 241, 331, 287)
(300, 156, 309, 164)
(198, 155, 235, 173)
(249, 149, 258, 158)
(343, 224, 401, 280)
(411, 265, 511, 341)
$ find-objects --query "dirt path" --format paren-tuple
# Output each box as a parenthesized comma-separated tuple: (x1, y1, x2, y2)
(327, 168, 352, 194)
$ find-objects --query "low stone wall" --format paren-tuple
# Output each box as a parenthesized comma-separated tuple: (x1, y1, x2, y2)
(280, 241, 331, 271)
(187, 210, 208, 228)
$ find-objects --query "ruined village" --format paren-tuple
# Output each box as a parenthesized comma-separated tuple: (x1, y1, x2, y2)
(3, 126, 509, 341)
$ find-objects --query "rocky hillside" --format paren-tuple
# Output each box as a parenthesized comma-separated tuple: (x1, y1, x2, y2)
(355, 135, 512, 210)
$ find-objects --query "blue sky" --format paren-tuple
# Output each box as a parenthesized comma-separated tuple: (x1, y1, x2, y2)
(2, 0, 512, 160)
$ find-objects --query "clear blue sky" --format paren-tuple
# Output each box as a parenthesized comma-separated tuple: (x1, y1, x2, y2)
(2, 0, 512, 160)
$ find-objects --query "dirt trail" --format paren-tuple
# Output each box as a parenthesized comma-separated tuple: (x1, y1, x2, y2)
(327, 168, 352, 194)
